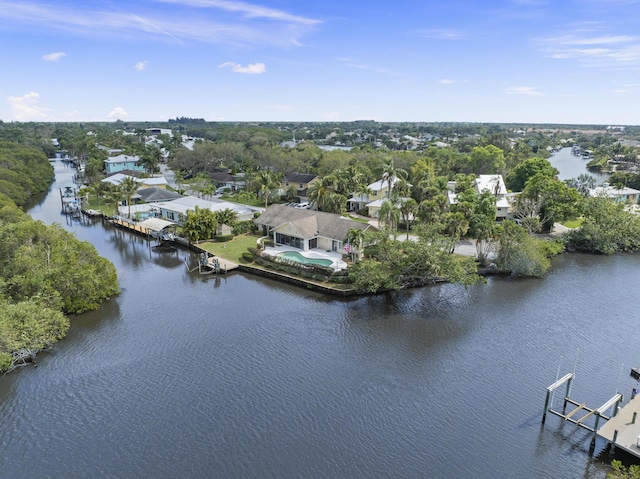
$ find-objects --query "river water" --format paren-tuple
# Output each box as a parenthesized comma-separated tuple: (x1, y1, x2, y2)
(550, 147, 609, 183)
(1, 159, 639, 478)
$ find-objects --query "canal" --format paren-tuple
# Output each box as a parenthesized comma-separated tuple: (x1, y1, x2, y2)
(1, 159, 639, 478)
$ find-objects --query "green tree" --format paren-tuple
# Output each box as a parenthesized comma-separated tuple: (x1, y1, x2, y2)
(182, 206, 218, 242)
(565, 196, 640, 254)
(469, 145, 506, 175)
(118, 176, 140, 219)
(521, 173, 582, 232)
(494, 220, 560, 277)
(505, 157, 558, 192)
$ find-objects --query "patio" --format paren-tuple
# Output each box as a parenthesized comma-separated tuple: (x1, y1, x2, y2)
(262, 244, 348, 271)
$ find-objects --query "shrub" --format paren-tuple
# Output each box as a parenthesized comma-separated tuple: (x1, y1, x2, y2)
(216, 234, 234, 242)
(242, 252, 254, 262)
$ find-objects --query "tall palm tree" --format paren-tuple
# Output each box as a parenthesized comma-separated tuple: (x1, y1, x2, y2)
(119, 176, 140, 219)
(380, 157, 407, 199)
(255, 170, 282, 208)
(307, 176, 334, 211)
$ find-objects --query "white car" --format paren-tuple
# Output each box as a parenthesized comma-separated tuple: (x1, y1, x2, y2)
(295, 202, 309, 209)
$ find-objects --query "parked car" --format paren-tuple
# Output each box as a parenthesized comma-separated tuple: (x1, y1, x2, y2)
(295, 202, 309, 209)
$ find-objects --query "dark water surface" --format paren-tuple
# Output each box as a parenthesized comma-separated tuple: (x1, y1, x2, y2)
(1, 160, 639, 478)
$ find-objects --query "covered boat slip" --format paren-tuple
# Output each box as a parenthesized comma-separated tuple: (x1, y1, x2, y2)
(111, 216, 177, 240)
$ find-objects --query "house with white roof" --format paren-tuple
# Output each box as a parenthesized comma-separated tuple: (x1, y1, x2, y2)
(474, 174, 511, 220)
(156, 196, 259, 224)
(589, 183, 640, 204)
(102, 173, 168, 189)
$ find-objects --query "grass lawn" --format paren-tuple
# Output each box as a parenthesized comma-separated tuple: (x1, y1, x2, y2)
(83, 197, 118, 217)
(561, 217, 584, 229)
(198, 234, 261, 262)
(345, 214, 370, 223)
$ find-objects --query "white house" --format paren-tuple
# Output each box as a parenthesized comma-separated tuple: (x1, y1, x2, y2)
(156, 196, 259, 224)
(589, 183, 640, 204)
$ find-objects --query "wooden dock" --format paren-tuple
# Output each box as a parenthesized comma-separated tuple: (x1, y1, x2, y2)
(202, 256, 239, 274)
(186, 252, 239, 275)
(597, 393, 640, 458)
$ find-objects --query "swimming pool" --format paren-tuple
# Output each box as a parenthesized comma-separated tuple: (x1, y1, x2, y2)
(276, 251, 334, 267)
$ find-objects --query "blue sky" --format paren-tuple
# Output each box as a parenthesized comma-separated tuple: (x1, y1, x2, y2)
(1, 0, 639, 124)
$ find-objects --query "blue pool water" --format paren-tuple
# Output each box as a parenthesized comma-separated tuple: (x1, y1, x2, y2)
(277, 251, 333, 267)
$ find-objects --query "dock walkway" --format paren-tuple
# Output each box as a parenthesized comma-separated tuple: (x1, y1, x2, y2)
(598, 394, 640, 458)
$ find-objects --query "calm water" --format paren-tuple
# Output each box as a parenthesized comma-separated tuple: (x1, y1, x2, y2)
(549, 147, 609, 183)
(1, 160, 639, 478)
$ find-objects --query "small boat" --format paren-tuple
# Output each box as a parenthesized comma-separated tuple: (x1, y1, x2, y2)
(630, 367, 640, 379)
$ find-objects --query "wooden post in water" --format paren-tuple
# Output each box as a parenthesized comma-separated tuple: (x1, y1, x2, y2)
(562, 376, 573, 413)
(609, 430, 619, 458)
(590, 413, 601, 455)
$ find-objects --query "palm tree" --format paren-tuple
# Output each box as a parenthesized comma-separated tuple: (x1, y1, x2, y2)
(255, 170, 282, 208)
(399, 198, 418, 239)
(380, 157, 407, 200)
(307, 176, 334, 211)
(379, 199, 400, 232)
(346, 228, 366, 263)
(215, 208, 239, 233)
(118, 176, 140, 219)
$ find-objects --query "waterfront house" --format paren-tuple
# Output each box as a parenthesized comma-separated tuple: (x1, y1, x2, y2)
(255, 204, 373, 253)
(102, 173, 169, 190)
(157, 196, 259, 224)
(474, 174, 511, 220)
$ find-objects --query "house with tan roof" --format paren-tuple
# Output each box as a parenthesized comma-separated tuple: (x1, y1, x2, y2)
(255, 204, 374, 253)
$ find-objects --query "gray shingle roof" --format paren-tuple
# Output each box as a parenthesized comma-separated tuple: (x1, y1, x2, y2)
(255, 204, 373, 241)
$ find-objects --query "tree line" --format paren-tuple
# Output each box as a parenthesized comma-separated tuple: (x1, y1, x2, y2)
(0, 142, 119, 374)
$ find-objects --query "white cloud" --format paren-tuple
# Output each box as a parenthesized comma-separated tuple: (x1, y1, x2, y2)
(134, 60, 149, 71)
(439, 79, 455, 84)
(419, 29, 463, 40)
(0, 1, 319, 47)
(540, 32, 640, 68)
(108, 107, 129, 119)
(504, 86, 543, 95)
(155, 0, 320, 26)
(41, 52, 66, 62)
(6, 92, 48, 120)
(219, 62, 266, 74)
(336, 57, 400, 76)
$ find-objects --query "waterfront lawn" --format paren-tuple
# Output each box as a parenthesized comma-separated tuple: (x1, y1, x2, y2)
(84, 197, 117, 217)
(199, 234, 261, 262)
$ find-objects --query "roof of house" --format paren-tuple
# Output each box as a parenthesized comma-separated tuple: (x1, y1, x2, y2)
(137, 187, 182, 203)
(101, 173, 168, 187)
(254, 204, 373, 240)
(104, 154, 140, 164)
(284, 172, 318, 184)
(159, 195, 257, 219)
(589, 185, 640, 198)
(475, 175, 507, 196)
